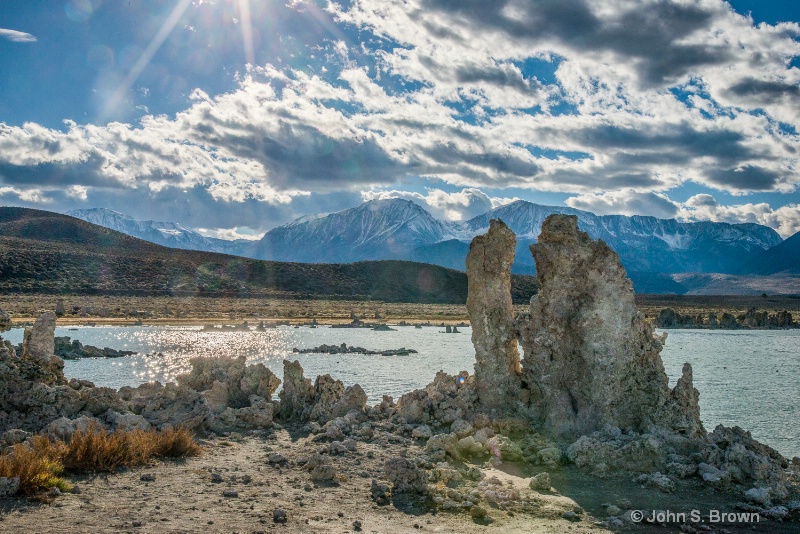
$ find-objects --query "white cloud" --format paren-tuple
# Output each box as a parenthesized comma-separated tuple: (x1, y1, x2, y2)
(0, 186, 49, 203)
(66, 185, 88, 200)
(0, 29, 37, 43)
(566, 189, 800, 238)
(195, 227, 264, 241)
(678, 195, 800, 238)
(0, 0, 799, 231)
(566, 190, 680, 219)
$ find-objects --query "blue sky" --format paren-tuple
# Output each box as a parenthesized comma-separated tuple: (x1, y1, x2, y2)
(0, 0, 799, 239)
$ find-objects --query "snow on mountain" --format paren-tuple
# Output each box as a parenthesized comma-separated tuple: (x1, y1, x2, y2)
(68, 200, 785, 280)
(66, 208, 253, 256)
(252, 198, 456, 263)
(458, 200, 782, 274)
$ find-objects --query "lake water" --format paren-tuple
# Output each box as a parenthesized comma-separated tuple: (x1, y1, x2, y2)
(3, 326, 798, 458)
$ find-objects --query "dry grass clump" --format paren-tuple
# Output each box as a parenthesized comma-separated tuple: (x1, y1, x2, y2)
(63, 425, 201, 472)
(0, 435, 70, 495)
(0, 426, 201, 496)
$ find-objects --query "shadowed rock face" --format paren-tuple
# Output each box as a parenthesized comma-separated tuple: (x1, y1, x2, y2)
(468, 214, 703, 440)
(466, 219, 521, 410)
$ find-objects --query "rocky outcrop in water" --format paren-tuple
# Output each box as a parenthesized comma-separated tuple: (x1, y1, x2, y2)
(466, 219, 521, 411)
(20, 312, 64, 384)
(292, 343, 417, 356)
(460, 214, 796, 506)
(53, 336, 137, 359)
(656, 308, 795, 329)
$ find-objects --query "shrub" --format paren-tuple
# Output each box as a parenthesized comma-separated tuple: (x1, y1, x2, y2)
(0, 435, 71, 495)
(0, 426, 201, 496)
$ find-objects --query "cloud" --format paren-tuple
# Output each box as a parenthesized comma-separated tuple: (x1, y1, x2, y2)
(565, 190, 680, 219)
(679, 195, 800, 238)
(195, 227, 264, 241)
(0, 186, 49, 203)
(0, 0, 799, 232)
(566, 190, 800, 238)
(0, 29, 37, 43)
(362, 187, 519, 220)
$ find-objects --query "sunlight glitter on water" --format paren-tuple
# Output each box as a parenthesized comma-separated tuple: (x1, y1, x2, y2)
(2, 325, 799, 458)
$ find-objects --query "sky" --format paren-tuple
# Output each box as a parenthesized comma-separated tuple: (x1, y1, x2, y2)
(0, 0, 799, 240)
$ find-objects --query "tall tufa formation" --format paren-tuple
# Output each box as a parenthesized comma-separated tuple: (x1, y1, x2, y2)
(515, 215, 704, 439)
(21, 311, 65, 384)
(466, 219, 521, 410)
(466, 215, 704, 440)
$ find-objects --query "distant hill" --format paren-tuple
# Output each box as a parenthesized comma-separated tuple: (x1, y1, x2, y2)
(0, 207, 538, 303)
(743, 231, 800, 275)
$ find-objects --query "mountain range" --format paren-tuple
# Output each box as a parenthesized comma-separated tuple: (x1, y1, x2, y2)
(66, 208, 254, 257)
(68, 200, 799, 291)
(1, 207, 538, 302)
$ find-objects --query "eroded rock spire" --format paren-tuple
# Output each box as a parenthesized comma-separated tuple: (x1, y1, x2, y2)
(516, 215, 703, 438)
(466, 219, 521, 410)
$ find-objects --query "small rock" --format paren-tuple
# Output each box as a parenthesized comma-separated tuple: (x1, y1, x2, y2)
(311, 464, 337, 482)
(269, 453, 288, 464)
(412, 425, 433, 440)
(140, 473, 156, 482)
(273, 508, 288, 524)
(0, 477, 20, 497)
(744, 487, 771, 506)
(561, 510, 581, 522)
(70, 485, 82, 495)
(222, 490, 239, 498)
(352, 519, 362, 531)
(537, 447, 561, 468)
(48, 486, 62, 497)
(606, 505, 622, 516)
(470, 505, 487, 519)
(529, 472, 550, 491)
(616, 498, 632, 510)
(210, 473, 223, 483)
(132, 520, 144, 528)
(765, 506, 788, 520)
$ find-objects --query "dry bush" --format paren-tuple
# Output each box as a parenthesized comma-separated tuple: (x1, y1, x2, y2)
(0, 426, 201, 497)
(62, 425, 155, 472)
(153, 427, 202, 458)
(0, 435, 71, 495)
(63, 425, 200, 472)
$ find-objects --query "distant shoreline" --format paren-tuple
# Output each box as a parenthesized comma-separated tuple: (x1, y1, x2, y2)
(1, 292, 799, 327)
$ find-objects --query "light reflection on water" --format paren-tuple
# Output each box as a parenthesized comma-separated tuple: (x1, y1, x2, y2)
(1, 326, 798, 458)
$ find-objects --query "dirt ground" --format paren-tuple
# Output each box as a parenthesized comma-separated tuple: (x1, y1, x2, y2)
(1, 428, 795, 534)
(0, 429, 607, 534)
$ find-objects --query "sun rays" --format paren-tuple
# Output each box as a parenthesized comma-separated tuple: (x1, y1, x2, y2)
(100, 0, 257, 122)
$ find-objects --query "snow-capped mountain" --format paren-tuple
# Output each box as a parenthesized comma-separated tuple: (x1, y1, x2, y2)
(456, 200, 783, 274)
(251, 198, 455, 263)
(69, 200, 786, 282)
(66, 208, 254, 256)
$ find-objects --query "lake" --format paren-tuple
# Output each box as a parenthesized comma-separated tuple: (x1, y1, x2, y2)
(3, 325, 798, 458)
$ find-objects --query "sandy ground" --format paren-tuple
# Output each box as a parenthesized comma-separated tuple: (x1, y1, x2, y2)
(0, 430, 609, 534)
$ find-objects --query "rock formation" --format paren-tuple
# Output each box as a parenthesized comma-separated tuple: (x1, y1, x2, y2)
(277, 360, 367, 423)
(20, 312, 64, 383)
(510, 215, 703, 439)
(465, 219, 521, 410)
